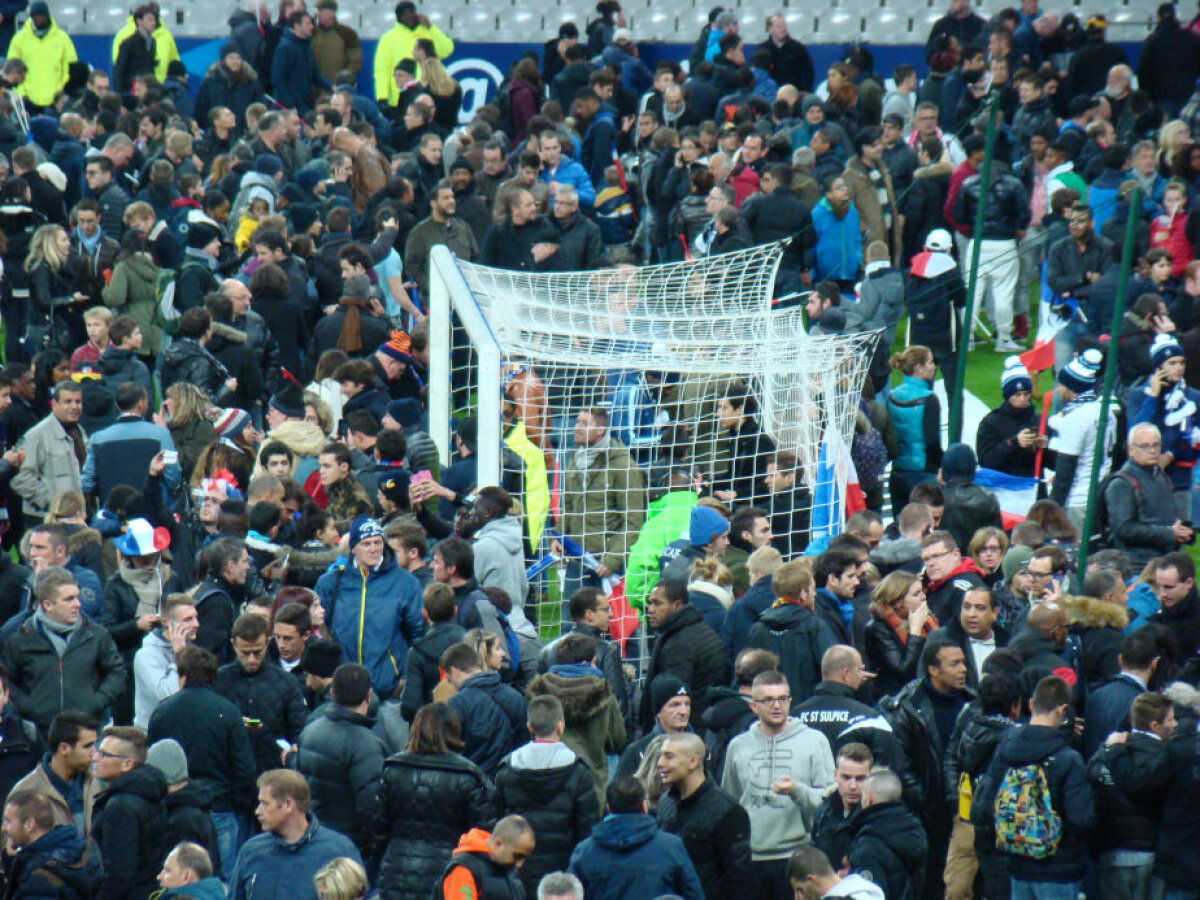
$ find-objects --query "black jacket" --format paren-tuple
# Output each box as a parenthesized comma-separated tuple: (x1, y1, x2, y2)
(976, 400, 1041, 478)
(447, 670, 528, 779)
(1107, 460, 1180, 571)
(1150, 588, 1200, 664)
(162, 782, 222, 876)
(374, 751, 493, 900)
(742, 190, 814, 268)
(642, 605, 730, 732)
(552, 213, 607, 271)
(1090, 730, 1169, 854)
(906, 264, 965, 354)
(1081, 672, 1145, 760)
(112, 31, 156, 93)
(91, 765, 168, 900)
(479, 217, 565, 272)
(147, 684, 258, 814)
(1138, 19, 1200, 107)
(1046, 231, 1114, 302)
(656, 778, 753, 900)
(400, 621, 466, 720)
(159, 338, 234, 406)
(881, 679, 974, 820)
(295, 704, 386, 853)
(215, 660, 309, 775)
(494, 743, 602, 894)
(812, 794, 856, 871)
(940, 480, 1004, 552)
(863, 618, 925, 698)
(4, 823, 101, 900)
(746, 602, 836, 707)
(945, 702, 1015, 829)
(1, 617, 127, 735)
(848, 800, 928, 900)
(952, 166, 1030, 240)
(700, 688, 755, 785)
(1006, 628, 1069, 671)
(972, 724, 1094, 883)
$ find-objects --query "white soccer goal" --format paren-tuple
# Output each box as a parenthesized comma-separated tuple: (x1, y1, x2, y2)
(428, 244, 878, 643)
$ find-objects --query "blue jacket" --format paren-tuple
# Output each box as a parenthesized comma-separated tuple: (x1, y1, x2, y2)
(82, 414, 179, 498)
(812, 198, 861, 281)
(446, 669, 527, 779)
(1081, 671, 1143, 759)
(6, 823, 101, 899)
(1088, 167, 1126, 231)
(162, 877, 226, 899)
(581, 106, 617, 188)
(751, 66, 779, 101)
(599, 45, 652, 95)
(271, 29, 330, 114)
(1131, 381, 1200, 491)
(541, 157, 597, 211)
(888, 375, 940, 473)
(722, 576, 775, 658)
(569, 813, 705, 900)
(315, 552, 424, 698)
(230, 814, 362, 900)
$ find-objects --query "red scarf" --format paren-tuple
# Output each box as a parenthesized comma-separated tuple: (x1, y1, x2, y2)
(883, 608, 940, 645)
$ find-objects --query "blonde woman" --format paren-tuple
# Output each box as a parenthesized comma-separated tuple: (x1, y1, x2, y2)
(162, 382, 216, 483)
(313, 857, 368, 900)
(687, 557, 734, 635)
(863, 570, 937, 696)
(969, 526, 1009, 588)
(1158, 120, 1190, 177)
(463, 627, 507, 672)
(24, 224, 84, 355)
(415, 38, 461, 131)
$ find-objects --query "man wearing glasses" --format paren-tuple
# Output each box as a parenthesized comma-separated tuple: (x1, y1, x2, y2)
(1106, 422, 1194, 568)
(919, 530, 986, 624)
(722, 670, 834, 900)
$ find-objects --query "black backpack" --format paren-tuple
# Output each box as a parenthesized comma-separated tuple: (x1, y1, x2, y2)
(1091, 470, 1140, 549)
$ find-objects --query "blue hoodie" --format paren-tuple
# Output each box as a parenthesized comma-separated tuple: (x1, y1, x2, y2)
(162, 877, 227, 900)
(569, 813, 705, 900)
(1088, 167, 1127, 231)
(10, 824, 101, 897)
(812, 197, 862, 280)
(315, 552, 424, 698)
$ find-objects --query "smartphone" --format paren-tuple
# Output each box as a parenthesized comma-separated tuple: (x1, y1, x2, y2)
(276, 738, 292, 752)
(278, 550, 291, 568)
(161, 450, 179, 465)
(245, 718, 262, 727)
(413, 469, 432, 484)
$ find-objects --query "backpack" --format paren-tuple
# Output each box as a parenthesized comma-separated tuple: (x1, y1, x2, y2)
(155, 266, 181, 335)
(993, 759, 1062, 859)
(851, 422, 889, 493)
(1091, 470, 1140, 549)
(495, 83, 515, 142)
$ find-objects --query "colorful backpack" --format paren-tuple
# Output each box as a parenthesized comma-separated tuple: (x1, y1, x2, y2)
(993, 760, 1062, 859)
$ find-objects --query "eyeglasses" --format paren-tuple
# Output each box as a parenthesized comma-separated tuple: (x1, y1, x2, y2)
(754, 695, 791, 706)
(1132, 442, 1162, 450)
(94, 748, 128, 760)
(922, 549, 953, 564)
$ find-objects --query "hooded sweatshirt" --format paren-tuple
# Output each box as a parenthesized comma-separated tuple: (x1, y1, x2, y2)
(721, 718, 835, 859)
(823, 874, 886, 899)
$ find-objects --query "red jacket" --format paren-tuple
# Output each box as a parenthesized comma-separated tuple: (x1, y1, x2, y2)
(943, 161, 977, 236)
(729, 162, 761, 208)
(1150, 208, 1194, 276)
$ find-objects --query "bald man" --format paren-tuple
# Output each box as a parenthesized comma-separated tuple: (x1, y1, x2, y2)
(1008, 602, 1071, 671)
(657, 732, 753, 900)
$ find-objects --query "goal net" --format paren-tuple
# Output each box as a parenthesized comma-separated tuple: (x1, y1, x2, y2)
(428, 244, 878, 660)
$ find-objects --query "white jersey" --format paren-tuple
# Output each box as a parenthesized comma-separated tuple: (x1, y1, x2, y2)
(1048, 394, 1116, 509)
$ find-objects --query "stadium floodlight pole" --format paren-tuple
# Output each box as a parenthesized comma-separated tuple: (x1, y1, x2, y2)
(948, 92, 999, 444)
(1076, 186, 1141, 581)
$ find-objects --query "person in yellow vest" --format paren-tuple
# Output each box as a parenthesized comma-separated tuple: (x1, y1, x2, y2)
(110, 0, 180, 84)
(374, 0, 453, 108)
(7, 1, 76, 111)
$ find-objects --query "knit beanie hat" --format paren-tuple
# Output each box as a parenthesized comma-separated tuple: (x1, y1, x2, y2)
(186, 220, 221, 250)
(1150, 333, 1185, 370)
(377, 330, 413, 362)
(1001, 355, 1032, 399)
(290, 203, 320, 235)
(348, 515, 384, 549)
(213, 408, 251, 439)
(941, 442, 977, 481)
(146, 739, 188, 784)
(650, 674, 689, 714)
(379, 471, 411, 506)
(269, 381, 306, 419)
(1002, 544, 1035, 582)
(296, 167, 323, 195)
(255, 154, 284, 178)
(385, 398, 422, 428)
(689, 505, 729, 547)
(1058, 348, 1103, 393)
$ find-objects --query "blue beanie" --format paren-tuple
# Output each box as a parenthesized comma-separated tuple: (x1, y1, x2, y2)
(1150, 333, 1184, 370)
(941, 442, 977, 481)
(689, 505, 729, 547)
(1000, 355, 1032, 400)
(296, 167, 323, 195)
(348, 516, 383, 549)
(1058, 348, 1103, 394)
(255, 153, 284, 178)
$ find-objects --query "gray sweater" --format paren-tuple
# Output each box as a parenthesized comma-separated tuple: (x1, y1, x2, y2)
(721, 718, 835, 860)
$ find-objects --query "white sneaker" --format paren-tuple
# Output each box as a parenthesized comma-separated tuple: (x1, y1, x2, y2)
(994, 338, 1023, 353)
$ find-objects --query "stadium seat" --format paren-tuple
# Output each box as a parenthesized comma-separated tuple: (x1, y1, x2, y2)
(453, 8, 497, 32)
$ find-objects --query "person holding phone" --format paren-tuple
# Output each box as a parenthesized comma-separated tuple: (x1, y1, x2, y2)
(1129, 333, 1200, 519)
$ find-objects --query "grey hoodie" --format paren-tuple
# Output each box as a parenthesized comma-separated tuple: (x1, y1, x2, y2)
(132, 628, 176, 729)
(824, 874, 886, 899)
(506, 740, 578, 770)
(473, 516, 535, 637)
(721, 717, 835, 859)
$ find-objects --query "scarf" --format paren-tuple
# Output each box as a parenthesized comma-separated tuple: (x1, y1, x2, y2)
(1160, 379, 1198, 429)
(573, 433, 610, 473)
(117, 559, 168, 618)
(74, 226, 102, 256)
(335, 296, 370, 353)
(62, 420, 86, 467)
(882, 607, 939, 645)
(34, 607, 79, 657)
(184, 247, 217, 269)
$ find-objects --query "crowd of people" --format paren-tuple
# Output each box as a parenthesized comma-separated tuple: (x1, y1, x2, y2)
(0, 0, 1192, 898)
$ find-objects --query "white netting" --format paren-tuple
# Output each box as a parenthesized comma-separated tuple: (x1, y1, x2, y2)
(429, 245, 878, 660)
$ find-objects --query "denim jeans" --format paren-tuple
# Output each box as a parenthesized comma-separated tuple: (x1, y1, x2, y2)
(210, 810, 245, 878)
(1010, 878, 1081, 900)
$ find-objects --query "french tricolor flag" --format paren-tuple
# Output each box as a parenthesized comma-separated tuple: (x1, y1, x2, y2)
(805, 428, 866, 555)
